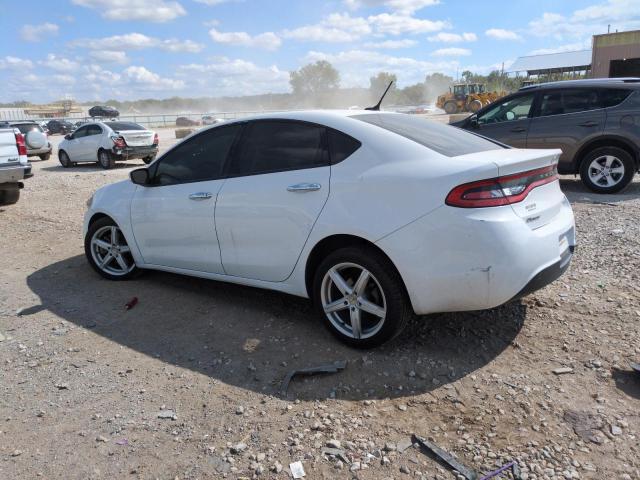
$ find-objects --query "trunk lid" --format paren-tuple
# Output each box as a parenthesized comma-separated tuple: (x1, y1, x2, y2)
(117, 130, 154, 147)
(0, 129, 19, 166)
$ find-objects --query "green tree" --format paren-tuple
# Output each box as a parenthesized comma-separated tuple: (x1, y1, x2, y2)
(289, 61, 340, 97)
(369, 72, 397, 97)
(400, 83, 426, 104)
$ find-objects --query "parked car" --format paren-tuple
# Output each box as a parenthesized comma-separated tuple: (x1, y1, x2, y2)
(47, 119, 74, 135)
(202, 115, 223, 126)
(176, 116, 199, 127)
(0, 126, 32, 205)
(83, 111, 575, 347)
(9, 121, 52, 160)
(454, 78, 640, 193)
(58, 121, 158, 169)
(89, 105, 119, 119)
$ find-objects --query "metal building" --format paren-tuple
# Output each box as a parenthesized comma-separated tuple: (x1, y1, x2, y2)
(592, 30, 640, 78)
(507, 50, 592, 80)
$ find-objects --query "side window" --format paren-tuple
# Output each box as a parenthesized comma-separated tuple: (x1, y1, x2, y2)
(327, 129, 361, 164)
(228, 120, 329, 177)
(73, 126, 88, 139)
(539, 89, 599, 117)
(87, 125, 102, 136)
(598, 88, 632, 108)
(152, 124, 242, 186)
(477, 93, 535, 124)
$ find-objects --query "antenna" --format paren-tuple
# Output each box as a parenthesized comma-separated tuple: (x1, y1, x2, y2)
(366, 81, 393, 111)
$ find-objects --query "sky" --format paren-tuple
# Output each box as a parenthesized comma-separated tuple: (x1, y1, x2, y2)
(1, 0, 639, 103)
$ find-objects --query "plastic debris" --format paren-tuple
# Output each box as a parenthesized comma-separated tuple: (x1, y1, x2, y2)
(289, 460, 306, 478)
(413, 434, 478, 480)
(280, 360, 347, 397)
(115, 438, 128, 446)
(125, 297, 138, 310)
(552, 367, 574, 375)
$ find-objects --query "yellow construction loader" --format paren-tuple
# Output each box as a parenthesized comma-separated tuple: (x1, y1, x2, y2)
(436, 83, 505, 114)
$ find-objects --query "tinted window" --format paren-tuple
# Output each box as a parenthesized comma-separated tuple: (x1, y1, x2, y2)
(72, 126, 89, 139)
(477, 93, 535, 124)
(327, 129, 361, 164)
(352, 113, 503, 157)
(152, 124, 241, 186)
(539, 89, 600, 117)
(86, 125, 103, 136)
(105, 122, 145, 131)
(229, 121, 329, 176)
(599, 88, 632, 108)
(12, 124, 43, 134)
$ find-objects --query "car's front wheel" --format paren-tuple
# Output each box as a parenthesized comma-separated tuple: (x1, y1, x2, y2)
(59, 150, 71, 168)
(580, 147, 635, 194)
(313, 247, 412, 348)
(85, 217, 139, 280)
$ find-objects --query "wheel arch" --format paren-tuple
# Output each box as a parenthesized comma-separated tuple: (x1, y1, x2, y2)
(87, 212, 112, 229)
(304, 234, 409, 300)
(573, 136, 640, 173)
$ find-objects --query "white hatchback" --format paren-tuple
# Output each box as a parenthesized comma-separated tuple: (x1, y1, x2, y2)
(84, 111, 575, 347)
(58, 121, 159, 169)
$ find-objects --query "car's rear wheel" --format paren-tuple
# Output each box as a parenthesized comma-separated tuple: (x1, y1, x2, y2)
(39, 153, 51, 161)
(98, 149, 115, 170)
(580, 147, 635, 194)
(444, 101, 458, 115)
(85, 217, 139, 280)
(59, 150, 71, 168)
(313, 247, 412, 348)
(143, 155, 156, 164)
(0, 186, 20, 206)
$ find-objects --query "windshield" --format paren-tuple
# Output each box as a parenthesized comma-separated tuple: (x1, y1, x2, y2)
(105, 122, 145, 131)
(13, 123, 43, 134)
(351, 113, 503, 157)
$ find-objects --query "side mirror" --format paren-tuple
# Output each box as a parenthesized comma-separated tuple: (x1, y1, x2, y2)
(130, 168, 150, 186)
(64, 134, 72, 140)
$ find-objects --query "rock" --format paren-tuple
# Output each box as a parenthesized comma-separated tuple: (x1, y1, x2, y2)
(610, 425, 623, 436)
(96, 435, 108, 443)
(350, 462, 361, 471)
(326, 439, 341, 449)
(384, 442, 397, 452)
(256, 452, 266, 462)
(400, 465, 411, 474)
(271, 461, 283, 473)
(397, 439, 413, 453)
(11, 449, 23, 457)
(157, 410, 177, 420)
(397, 404, 408, 411)
(553, 367, 574, 375)
(231, 442, 247, 454)
(382, 456, 391, 466)
(54, 383, 69, 390)
(236, 406, 245, 415)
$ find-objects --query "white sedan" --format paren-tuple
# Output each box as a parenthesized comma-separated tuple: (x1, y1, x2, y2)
(83, 111, 575, 347)
(58, 121, 159, 169)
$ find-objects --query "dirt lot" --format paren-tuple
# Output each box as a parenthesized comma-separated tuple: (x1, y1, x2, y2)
(1, 127, 639, 480)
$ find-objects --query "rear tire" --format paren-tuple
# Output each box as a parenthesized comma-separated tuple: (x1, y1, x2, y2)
(0, 186, 20, 206)
(444, 101, 458, 115)
(98, 149, 115, 170)
(313, 247, 412, 348)
(59, 150, 71, 168)
(143, 155, 156, 165)
(579, 146, 635, 194)
(39, 153, 51, 161)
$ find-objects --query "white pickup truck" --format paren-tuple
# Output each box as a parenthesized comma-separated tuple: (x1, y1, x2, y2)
(0, 127, 32, 206)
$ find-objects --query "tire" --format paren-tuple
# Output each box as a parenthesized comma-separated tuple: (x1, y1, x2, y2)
(444, 101, 458, 115)
(84, 217, 140, 281)
(312, 246, 412, 348)
(579, 146, 635, 194)
(469, 99, 483, 113)
(39, 153, 51, 161)
(0, 187, 20, 206)
(59, 150, 71, 168)
(143, 155, 156, 165)
(98, 149, 115, 170)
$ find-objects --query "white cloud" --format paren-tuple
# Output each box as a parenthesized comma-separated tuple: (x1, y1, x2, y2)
(209, 28, 281, 50)
(368, 13, 448, 35)
(431, 47, 471, 56)
(123, 66, 184, 89)
(71, 0, 186, 22)
(428, 32, 477, 43)
(195, 0, 232, 4)
(363, 38, 417, 48)
(38, 54, 80, 72)
(345, 0, 439, 14)
(485, 28, 521, 40)
(283, 13, 371, 43)
(0, 56, 34, 69)
(20, 23, 59, 42)
(72, 33, 203, 52)
(88, 50, 130, 64)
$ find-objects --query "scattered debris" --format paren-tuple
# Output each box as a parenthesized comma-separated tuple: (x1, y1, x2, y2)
(54, 383, 69, 390)
(413, 434, 478, 480)
(115, 438, 128, 446)
(230, 442, 247, 454)
(289, 460, 306, 478)
(157, 410, 177, 420)
(279, 360, 347, 397)
(11, 449, 23, 457)
(479, 460, 522, 480)
(563, 410, 604, 444)
(552, 367, 574, 375)
(125, 297, 138, 311)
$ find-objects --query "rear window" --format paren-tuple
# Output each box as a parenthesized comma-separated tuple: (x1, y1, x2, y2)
(599, 88, 633, 108)
(351, 113, 503, 157)
(12, 123, 43, 134)
(105, 122, 145, 131)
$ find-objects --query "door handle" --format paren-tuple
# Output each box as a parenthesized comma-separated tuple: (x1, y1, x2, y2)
(287, 183, 321, 192)
(188, 192, 213, 200)
(578, 121, 598, 127)
(510, 127, 526, 133)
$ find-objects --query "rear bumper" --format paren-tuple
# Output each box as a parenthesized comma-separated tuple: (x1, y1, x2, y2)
(112, 145, 158, 160)
(0, 164, 29, 183)
(27, 144, 52, 156)
(377, 193, 576, 315)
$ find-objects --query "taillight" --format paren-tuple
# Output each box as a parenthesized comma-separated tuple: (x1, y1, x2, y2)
(111, 135, 127, 148)
(15, 132, 27, 156)
(153, 133, 159, 145)
(446, 165, 558, 208)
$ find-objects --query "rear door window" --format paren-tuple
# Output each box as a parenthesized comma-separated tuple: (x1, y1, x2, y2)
(352, 113, 503, 157)
(228, 120, 329, 177)
(539, 89, 602, 117)
(72, 126, 89, 139)
(86, 125, 103, 136)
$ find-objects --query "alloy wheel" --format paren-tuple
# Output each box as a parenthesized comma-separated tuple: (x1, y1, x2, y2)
(320, 262, 387, 340)
(588, 155, 625, 188)
(90, 225, 135, 276)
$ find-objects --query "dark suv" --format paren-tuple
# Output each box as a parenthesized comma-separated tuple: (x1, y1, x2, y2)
(454, 78, 640, 193)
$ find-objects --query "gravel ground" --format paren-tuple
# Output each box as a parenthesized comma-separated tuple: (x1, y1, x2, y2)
(1, 128, 639, 480)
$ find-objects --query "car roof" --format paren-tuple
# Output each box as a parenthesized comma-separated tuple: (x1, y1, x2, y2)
(520, 77, 640, 91)
(10, 120, 39, 124)
(217, 109, 391, 125)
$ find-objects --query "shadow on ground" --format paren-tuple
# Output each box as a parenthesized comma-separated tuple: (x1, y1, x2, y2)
(560, 177, 640, 205)
(40, 162, 146, 173)
(27, 255, 526, 401)
(612, 368, 640, 401)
